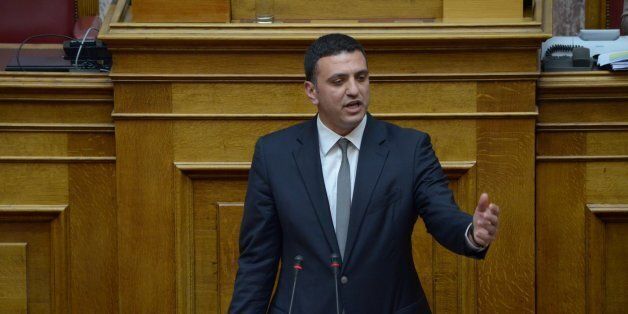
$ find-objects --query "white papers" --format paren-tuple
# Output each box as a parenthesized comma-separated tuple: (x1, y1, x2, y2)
(597, 51, 628, 70)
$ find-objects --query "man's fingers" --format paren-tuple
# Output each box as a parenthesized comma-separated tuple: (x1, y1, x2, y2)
(476, 193, 490, 212)
(489, 203, 500, 216)
(484, 214, 499, 226)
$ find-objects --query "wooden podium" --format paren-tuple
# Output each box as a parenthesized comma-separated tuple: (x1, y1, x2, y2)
(99, 0, 547, 313)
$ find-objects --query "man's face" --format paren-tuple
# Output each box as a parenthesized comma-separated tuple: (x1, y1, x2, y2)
(305, 50, 370, 136)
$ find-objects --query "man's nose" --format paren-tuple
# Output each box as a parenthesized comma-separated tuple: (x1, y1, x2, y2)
(345, 78, 359, 97)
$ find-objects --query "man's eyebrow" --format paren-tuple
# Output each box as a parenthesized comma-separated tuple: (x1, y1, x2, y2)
(327, 73, 349, 80)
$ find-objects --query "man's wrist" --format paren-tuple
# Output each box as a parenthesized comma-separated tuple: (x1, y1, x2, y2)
(465, 223, 486, 251)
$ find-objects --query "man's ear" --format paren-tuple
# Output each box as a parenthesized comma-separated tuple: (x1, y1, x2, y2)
(304, 81, 319, 105)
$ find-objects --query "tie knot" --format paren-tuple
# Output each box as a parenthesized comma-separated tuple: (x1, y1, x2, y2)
(337, 138, 350, 153)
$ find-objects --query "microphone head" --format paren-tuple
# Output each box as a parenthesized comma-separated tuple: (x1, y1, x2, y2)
(330, 253, 341, 268)
(293, 255, 304, 270)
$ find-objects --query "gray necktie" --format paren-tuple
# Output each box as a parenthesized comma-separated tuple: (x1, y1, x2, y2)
(336, 138, 351, 259)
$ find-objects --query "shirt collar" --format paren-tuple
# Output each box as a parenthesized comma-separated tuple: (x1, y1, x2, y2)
(317, 114, 367, 156)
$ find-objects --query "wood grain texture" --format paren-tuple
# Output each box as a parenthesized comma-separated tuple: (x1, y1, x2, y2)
(536, 161, 586, 313)
(0, 205, 69, 313)
(68, 163, 118, 313)
(0, 243, 27, 313)
(111, 50, 538, 75)
(444, 0, 522, 19)
(0, 164, 68, 204)
(0, 223, 51, 313)
(604, 222, 628, 313)
(116, 121, 175, 312)
(0, 100, 113, 124)
(476, 119, 535, 313)
(78, 0, 100, 17)
(194, 179, 247, 313)
(132, 0, 230, 23)
(231, 0, 442, 21)
(538, 100, 628, 123)
(586, 162, 628, 204)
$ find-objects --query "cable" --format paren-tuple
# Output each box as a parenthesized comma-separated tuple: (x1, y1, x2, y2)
(15, 34, 75, 71)
(74, 27, 100, 70)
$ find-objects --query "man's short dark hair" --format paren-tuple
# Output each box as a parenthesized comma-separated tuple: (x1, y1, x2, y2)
(304, 33, 366, 84)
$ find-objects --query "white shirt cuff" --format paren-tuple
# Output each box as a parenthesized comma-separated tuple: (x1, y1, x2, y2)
(465, 223, 487, 252)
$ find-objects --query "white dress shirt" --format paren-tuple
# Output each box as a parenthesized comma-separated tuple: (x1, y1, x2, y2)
(317, 115, 366, 229)
(316, 115, 484, 251)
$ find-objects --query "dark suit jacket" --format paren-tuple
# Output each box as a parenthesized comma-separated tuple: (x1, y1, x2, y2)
(230, 114, 487, 314)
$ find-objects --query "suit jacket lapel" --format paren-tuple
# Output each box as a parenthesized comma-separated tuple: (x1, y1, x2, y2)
(293, 118, 340, 256)
(343, 114, 389, 267)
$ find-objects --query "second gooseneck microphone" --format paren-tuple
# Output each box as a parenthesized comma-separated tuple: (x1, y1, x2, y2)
(288, 255, 304, 314)
(330, 253, 342, 314)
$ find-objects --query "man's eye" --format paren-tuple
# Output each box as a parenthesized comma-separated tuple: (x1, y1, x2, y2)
(357, 75, 367, 81)
(332, 79, 343, 85)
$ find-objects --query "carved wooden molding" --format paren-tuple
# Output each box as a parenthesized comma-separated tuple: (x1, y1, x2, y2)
(175, 161, 475, 179)
(113, 112, 538, 120)
(536, 122, 628, 132)
(585, 203, 628, 312)
(536, 155, 628, 162)
(538, 72, 628, 100)
(0, 204, 67, 221)
(0, 156, 116, 163)
(0, 204, 69, 312)
(100, 0, 548, 51)
(0, 73, 112, 90)
(587, 204, 628, 221)
(0, 123, 115, 133)
(109, 72, 540, 82)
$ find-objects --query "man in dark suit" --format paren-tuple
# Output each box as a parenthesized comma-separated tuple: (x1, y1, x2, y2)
(230, 33, 500, 314)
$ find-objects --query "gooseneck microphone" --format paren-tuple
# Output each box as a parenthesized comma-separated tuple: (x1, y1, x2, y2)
(288, 255, 304, 314)
(330, 253, 342, 314)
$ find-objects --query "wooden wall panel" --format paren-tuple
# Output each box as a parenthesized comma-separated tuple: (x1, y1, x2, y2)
(112, 49, 538, 75)
(476, 119, 535, 313)
(0, 72, 116, 313)
(537, 72, 628, 313)
(132, 0, 231, 23)
(102, 3, 542, 311)
(605, 222, 628, 312)
(0, 100, 113, 124)
(231, 0, 442, 21)
(68, 163, 118, 313)
(444, 0, 522, 19)
(0, 243, 27, 313)
(116, 121, 175, 312)
(0, 222, 53, 313)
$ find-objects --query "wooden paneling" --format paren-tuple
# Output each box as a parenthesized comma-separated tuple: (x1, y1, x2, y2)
(0, 72, 116, 313)
(116, 120, 175, 312)
(231, 0, 442, 21)
(537, 71, 628, 313)
(0, 205, 69, 313)
(444, 0, 523, 19)
(0, 243, 27, 313)
(111, 49, 538, 75)
(132, 0, 231, 23)
(78, 0, 100, 17)
(476, 119, 535, 313)
(101, 1, 542, 312)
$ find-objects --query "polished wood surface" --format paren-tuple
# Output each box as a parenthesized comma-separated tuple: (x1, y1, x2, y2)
(537, 72, 628, 313)
(133, 0, 231, 23)
(9, 1, 628, 313)
(0, 73, 116, 313)
(101, 2, 544, 308)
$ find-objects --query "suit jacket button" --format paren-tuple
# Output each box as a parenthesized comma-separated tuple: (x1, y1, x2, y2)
(340, 276, 348, 284)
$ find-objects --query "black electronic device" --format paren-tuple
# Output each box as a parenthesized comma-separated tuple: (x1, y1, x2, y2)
(542, 44, 594, 72)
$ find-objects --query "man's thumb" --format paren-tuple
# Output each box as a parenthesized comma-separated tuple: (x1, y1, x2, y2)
(477, 193, 489, 212)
